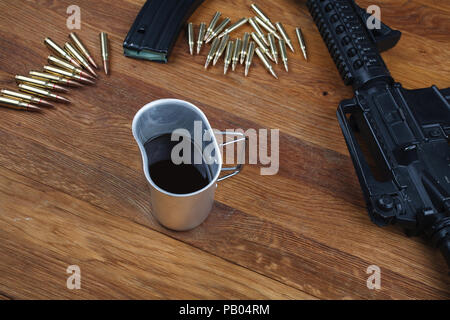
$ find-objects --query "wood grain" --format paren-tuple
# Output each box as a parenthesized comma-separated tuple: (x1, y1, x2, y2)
(0, 0, 448, 299)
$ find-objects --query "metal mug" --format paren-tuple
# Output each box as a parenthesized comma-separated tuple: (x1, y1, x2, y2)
(132, 99, 245, 231)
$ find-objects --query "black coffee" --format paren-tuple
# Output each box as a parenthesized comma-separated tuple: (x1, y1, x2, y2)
(144, 134, 211, 194)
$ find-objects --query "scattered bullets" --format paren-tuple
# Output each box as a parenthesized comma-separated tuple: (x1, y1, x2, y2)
(206, 17, 230, 43)
(44, 37, 82, 68)
(255, 47, 278, 79)
(218, 18, 248, 39)
(245, 41, 256, 77)
(29, 71, 84, 88)
(279, 39, 289, 72)
(232, 38, 242, 71)
(295, 27, 308, 61)
(188, 23, 195, 55)
(43, 66, 96, 85)
(251, 3, 277, 32)
(65, 42, 98, 77)
(255, 16, 280, 40)
(69, 32, 98, 69)
(276, 22, 294, 52)
(15, 75, 69, 93)
(251, 32, 275, 62)
(48, 56, 95, 80)
(240, 32, 250, 65)
(0, 96, 41, 112)
(204, 12, 221, 41)
(224, 41, 234, 75)
(100, 32, 110, 75)
(1, 89, 54, 108)
(205, 37, 220, 69)
(19, 84, 71, 104)
(248, 17, 269, 46)
(213, 34, 230, 66)
(197, 23, 206, 54)
(268, 33, 279, 65)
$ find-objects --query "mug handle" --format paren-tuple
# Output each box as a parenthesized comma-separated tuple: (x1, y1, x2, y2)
(217, 131, 246, 182)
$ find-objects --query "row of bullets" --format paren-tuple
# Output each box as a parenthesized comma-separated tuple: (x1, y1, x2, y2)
(187, 3, 308, 79)
(0, 32, 110, 112)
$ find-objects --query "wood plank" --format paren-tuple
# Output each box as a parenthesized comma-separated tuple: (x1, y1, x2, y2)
(0, 167, 312, 299)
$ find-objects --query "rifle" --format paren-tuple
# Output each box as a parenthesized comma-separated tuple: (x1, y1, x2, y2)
(307, 0, 450, 268)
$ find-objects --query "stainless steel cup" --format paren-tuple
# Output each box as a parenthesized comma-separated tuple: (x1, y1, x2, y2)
(132, 99, 245, 231)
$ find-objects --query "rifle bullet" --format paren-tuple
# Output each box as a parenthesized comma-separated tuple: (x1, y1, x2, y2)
(100, 32, 110, 75)
(15, 75, 69, 93)
(65, 42, 98, 77)
(0, 96, 41, 112)
(1, 89, 54, 108)
(205, 12, 221, 41)
(232, 38, 242, 71)
(29, 71, 84, 88)
(276, 22, 294, 52)
(188, 23, 195, 55)
(255, 16, 281, 40)
(295, 27, 308, 61)
(43, 66, 96, 85)
(224, 41, 234, 75)
(255, 47, 278, 79)
(48, 55, 96, 80)
(248, 17, 269, 46)
(206, 17, 230, 43)
(197, 23, 206, 54)
(279, 39, 289, 72)
(268, 33, 278, 64)
(240, 32, 250, 65)
(251, 32, 275, 62)
(213, 34, 229, 66)
(204, 37, 220, 69)
(44, 37, 82, 68)
(244, 41, 256, 77)
(218, 18, 248, 39)
(69, 32, 99, 69)
(19, 84, 70, 104)
(251, 4, 277, 33)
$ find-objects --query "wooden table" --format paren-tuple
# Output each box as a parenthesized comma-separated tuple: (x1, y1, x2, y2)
(0, 0, 449, 299)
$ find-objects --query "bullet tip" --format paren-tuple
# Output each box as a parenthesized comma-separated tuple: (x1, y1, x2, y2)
(40, 99, 55, 108)
(28, 104, 42, 112)
(79, 77, 95, 85)
(68, 80, 84, 88)
(56, 85, 69, 93)
(270, 69, 278, 79)
(288, 43, 295, 53)
(88, 56, 99, 69)
(70, 59, 82, 68)
(81, 71, 96, 81)
(103, 60, 109, 75)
